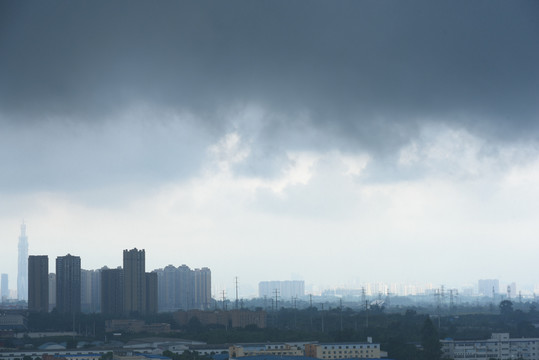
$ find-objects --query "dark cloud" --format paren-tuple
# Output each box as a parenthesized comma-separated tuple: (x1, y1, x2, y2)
(1, 0, 538, 190)
(2, 1, 538, 122)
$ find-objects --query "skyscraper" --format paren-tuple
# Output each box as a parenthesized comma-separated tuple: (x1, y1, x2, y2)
(101, 267, 123, 315)
(81, 269, 101, 313)
(146, 272, 158, 314)
(28, 255, 49, 312)
(56, 254, 81, 313)
(194, 267, 211, 309)
(155, 264, 210, 312)
(123, 248, 146, 315)
(17, 222, 28, 301)
(48, 273, 56, 311)
(1, 274, 8, 300)
(177, 265, 193, 309)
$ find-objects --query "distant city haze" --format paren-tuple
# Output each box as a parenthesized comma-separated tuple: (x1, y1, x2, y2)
(1, 1, 539, 299)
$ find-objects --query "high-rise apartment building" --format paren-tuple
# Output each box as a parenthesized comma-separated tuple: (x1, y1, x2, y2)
(177, 265, 193, 309)
(56, 254, 81, 313)
(81, 269, 101, 313)
(194, 267, 211, 309)
(17, 222, 28, 301)
(160, 265, 177, 311)
(48, 273, 56, 311)
(155, 264, 211, 312)
(28, 255, 49, 312)
(123, 248, 146, 315)
(101, 267, 123, 315)
(146, 272, 158, 314)
(1, 274, 8, 300)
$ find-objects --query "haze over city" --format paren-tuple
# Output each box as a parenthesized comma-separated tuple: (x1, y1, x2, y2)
(1, 1, 539, 298)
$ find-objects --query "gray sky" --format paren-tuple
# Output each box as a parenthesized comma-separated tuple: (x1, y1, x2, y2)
(1, 1, 539, 297)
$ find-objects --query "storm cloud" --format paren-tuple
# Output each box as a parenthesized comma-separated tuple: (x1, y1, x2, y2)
(1, 0, 538, 191)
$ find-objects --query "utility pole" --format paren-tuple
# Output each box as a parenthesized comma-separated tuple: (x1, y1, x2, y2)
(293, 296, 298, 329)
(321, 303, 325, 333)
(221, 290, 226, 310)
(273, 289, 280, 328)
(309, 294, 313, 331)
(273, 288, 280, 310)
(361, 287, 366, 305)
(449, 289, 454, 314)
(235, 277, 239, 310)
(340, 298, 343, 331)
(365, 300, 369, 329)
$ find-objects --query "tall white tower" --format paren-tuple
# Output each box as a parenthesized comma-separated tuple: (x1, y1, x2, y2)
(17, 222, 28, 301)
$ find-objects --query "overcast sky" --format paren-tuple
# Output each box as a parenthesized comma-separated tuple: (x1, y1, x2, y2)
(1, 0, 539, 297)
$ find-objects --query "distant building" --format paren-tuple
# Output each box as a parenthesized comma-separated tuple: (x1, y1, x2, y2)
(56, 254, 81, 313)
(305, 342, 381, 359)
(145, 272, 158, 314)
(0, 313, 26, 331)
(17, 222, 29, 301)
(478, 279, 499, 296)
(81, 269, 101, 313)
(441, 333, 539, 360)
(48, 273, 56, 311)
(159, 265, 177, 311)
(155, 264, 212, 311)
(1, 273, 8, 300)
(105, 319, 171, 334)
(507, 282, 517, 299)
(194, 267, 211, 309)
(259, 280, 305, 299)
(101, 267, 123, 315)
(123, 248, 146, 315)
(174, 309, 267, 329)
(28, 255, 49, 312)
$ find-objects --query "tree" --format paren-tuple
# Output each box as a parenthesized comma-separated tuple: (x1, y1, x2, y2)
(421, 317, 442, 360)
(499, 300, 514, 315)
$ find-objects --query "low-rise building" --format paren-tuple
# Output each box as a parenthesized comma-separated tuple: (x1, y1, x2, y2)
(441, 333, 539, 360)
(113, 351, 171, 360)
(0, 313, 26, 331)
(229, 344, 304, 358)
(0, 350, 110, 360)
(305, 342, 381, 359)
(105, 320, 171, 334)
(174, 310, 266, 329)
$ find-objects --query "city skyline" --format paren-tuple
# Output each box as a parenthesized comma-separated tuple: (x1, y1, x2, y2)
(0, 224, 536, 301)
(1, 2, 539, 299)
